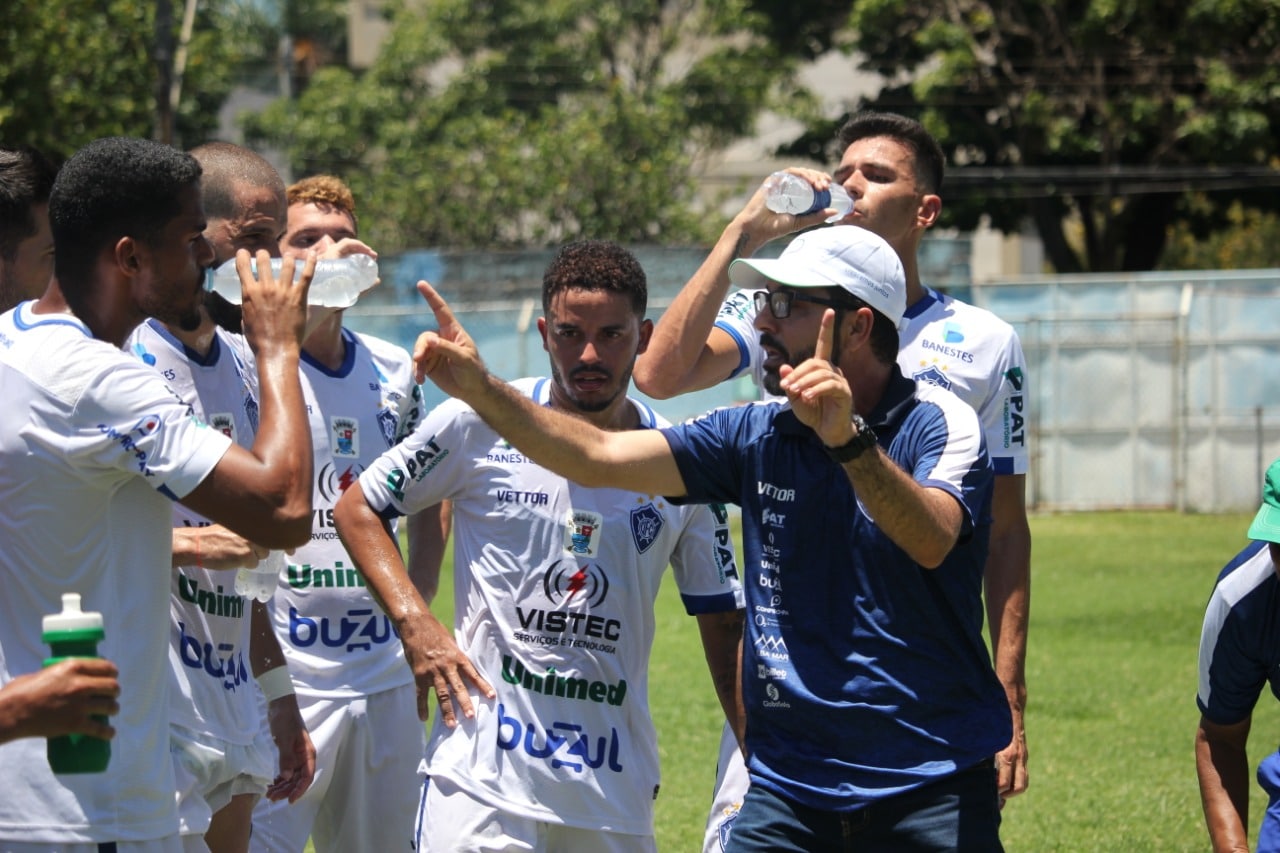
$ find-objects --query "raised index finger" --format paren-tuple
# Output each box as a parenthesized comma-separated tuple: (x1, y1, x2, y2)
(815, 308, 836, 363)
(416, 280, 457, 329)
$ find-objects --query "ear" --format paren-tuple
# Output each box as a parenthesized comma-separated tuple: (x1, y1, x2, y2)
(917, 193, 942, 230)
(845, 306, 873, 348)
(537, 315, 549, 351)
(635, 317, 654, 356)
(114, 235, 144, 276)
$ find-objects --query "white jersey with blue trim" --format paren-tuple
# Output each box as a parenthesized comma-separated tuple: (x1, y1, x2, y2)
(357, 377, 744, 837)
(0, 302, 232, 844)
(713, 284, 1030, 474)
(126, 319, 263, 744)
(897, 287, 1029, 475)
(265, 328, 422, 698)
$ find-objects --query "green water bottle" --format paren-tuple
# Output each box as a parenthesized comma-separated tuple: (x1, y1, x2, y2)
(41, 593, 110, 774)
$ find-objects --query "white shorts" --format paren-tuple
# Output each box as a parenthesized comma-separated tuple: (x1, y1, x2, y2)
(418, 774, 657, 853)
(171, 724, 275, 838)
(250, 684, 424, 853)
(703, 721, 749, 853)
(0, 837, 185, 853)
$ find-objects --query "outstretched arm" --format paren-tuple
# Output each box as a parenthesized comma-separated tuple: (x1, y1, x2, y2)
(634, 170, 834, 399)
(1196, 714, 1252, 852)
(334, 481, 494, 728)
(411, 281, 686, 497)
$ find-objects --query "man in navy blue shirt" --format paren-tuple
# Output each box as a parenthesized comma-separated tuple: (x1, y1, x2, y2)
(1196, 458, 1280, 852)
(406, 224, 1010, 852)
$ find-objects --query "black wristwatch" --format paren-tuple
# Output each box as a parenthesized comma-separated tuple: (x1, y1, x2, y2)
(823, 415, 877, 463)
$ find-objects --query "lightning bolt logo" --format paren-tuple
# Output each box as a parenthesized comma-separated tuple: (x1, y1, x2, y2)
(565, 567, 589, 600)
(338, 466, 357, 492)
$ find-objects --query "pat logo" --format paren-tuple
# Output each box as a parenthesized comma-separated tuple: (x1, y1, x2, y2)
(629, 503, 664, 554)
(209, 412, 235, 442)
(564, 509, 603, 556)
(331, 416, 358, 458)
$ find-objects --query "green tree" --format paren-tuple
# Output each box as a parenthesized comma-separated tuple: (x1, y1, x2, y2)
(835, 0, 1280, 273)
(0, 0, 276, 160)
(246, 0, 813, 250)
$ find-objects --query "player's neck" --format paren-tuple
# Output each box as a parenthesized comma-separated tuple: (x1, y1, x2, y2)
(164, 309, 217, 357)
(302, 312, 346, 370)
(552, 388, 640, 432)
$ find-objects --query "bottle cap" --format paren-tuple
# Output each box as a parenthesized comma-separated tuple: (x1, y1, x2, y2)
(41, 593, 105, 636)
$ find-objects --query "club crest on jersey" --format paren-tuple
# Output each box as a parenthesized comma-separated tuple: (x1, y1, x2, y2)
(331, 416, 358, 458)
(629, 502, 664, 554)
(912, 364, 952, 391)
(564, 509, 603, 556)
(376, 408, 399, 447)
(209, 412, 236, 442)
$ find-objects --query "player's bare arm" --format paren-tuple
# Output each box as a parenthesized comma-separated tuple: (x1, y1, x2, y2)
(181, 249, 315, 548)
(1195, 714, 1252, 852)
(634, 170, 833, 400)
(333, 479, 494, 728)
(987, 472, 1031, 800)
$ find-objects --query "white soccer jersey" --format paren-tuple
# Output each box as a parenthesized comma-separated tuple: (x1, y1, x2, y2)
(0, 302, 231, 844)
(896, 287, 1029, 475)
(267, 329, 422, 697)
(126, 319, 263, 743)
(714, 284, 1030, 474)
(358, 378, 744, 837)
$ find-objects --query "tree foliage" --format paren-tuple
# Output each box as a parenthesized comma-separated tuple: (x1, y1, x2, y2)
(0, 0, 276, 160)
(245, 0, 807, 250)
(839, 0, 1280, 272)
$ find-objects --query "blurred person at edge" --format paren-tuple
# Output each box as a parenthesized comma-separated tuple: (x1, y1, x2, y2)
(1196, 457, 1280, 853)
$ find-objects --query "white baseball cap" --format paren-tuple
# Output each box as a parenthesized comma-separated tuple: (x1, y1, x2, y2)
(728, 225, 907, 329)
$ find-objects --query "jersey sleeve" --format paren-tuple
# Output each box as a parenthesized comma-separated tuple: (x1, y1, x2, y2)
(901, 387, 992, 537)
(668, 501, 744, 615)
(357, 397, 479, 520)
(73, 358, 232, 500)
(1197, 580, 1269, 725)
(660, 405, 752, 506)
(713, 288, 763, 383)
(980, 326, 1030, 476)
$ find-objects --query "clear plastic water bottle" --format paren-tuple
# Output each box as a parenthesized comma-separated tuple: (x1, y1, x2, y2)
(235, 551, 284, 603)
(763, 171, 853, 223)
(42, 593, 110, 774)
(205, 255, 379, 309)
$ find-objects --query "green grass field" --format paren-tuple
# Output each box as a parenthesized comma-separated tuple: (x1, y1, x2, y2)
(310, 510, 1276, 851)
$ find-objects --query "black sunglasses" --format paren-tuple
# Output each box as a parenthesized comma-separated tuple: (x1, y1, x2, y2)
(753, 289, 862, 320)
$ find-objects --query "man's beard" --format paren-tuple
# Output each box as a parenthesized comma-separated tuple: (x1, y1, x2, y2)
(759, 333, 814, 397)
(550, 361, 631, 414)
